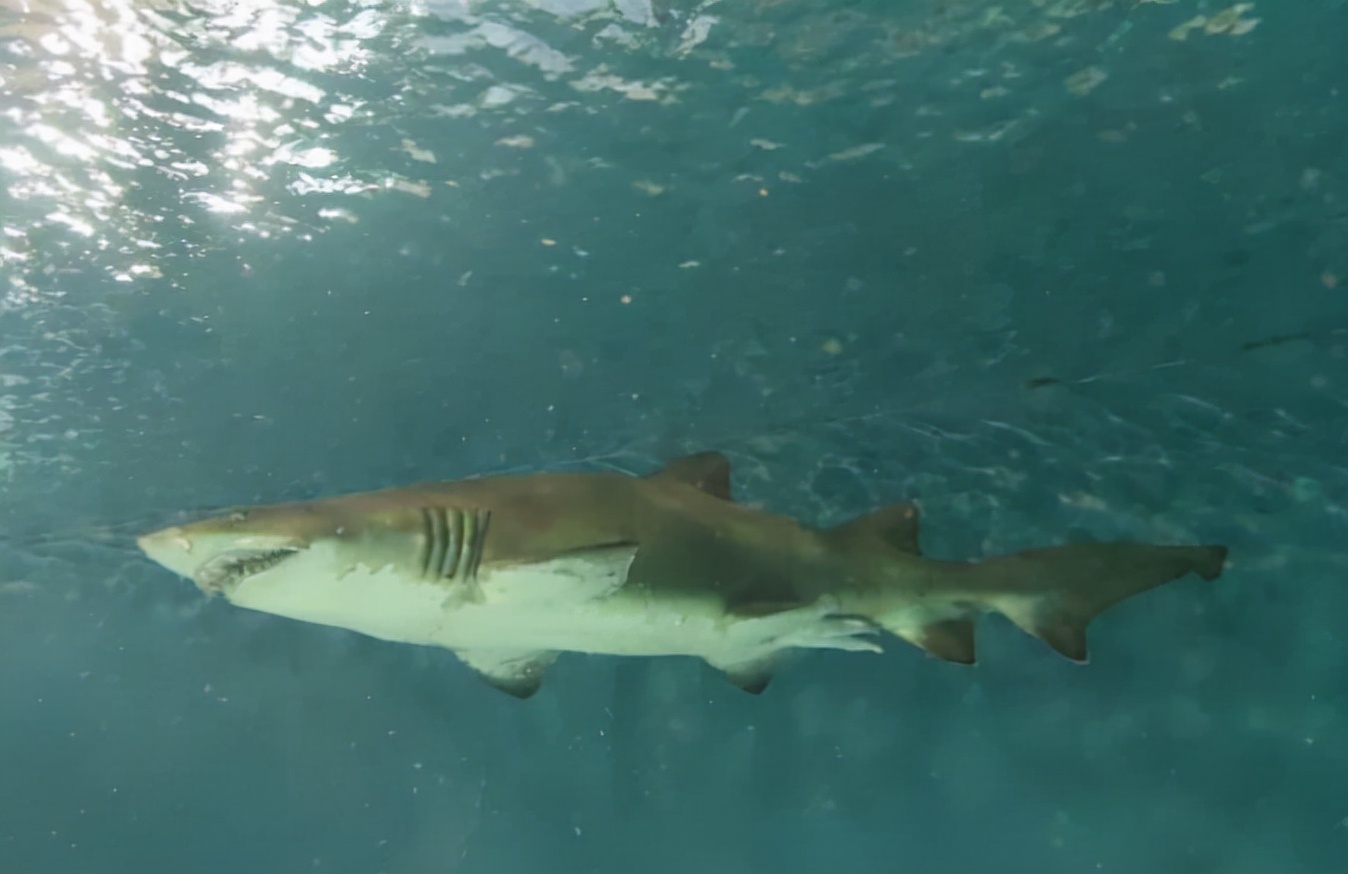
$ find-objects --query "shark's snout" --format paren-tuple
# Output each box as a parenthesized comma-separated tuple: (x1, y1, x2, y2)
(137, 526, 187, 552)
(137, 525, 198, 576)
(139, 515, 312, 597)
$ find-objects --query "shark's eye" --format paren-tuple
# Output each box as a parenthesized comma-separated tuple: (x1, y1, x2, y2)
(197, 548, 298, 593)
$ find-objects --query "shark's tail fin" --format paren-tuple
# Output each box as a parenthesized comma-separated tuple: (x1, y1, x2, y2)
(825, 503, 1227, 665)
(970, 542, 1227, 663)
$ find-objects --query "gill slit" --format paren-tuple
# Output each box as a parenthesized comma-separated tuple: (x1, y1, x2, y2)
(421, 507, 490, 581)
(441, 508, 462, 579)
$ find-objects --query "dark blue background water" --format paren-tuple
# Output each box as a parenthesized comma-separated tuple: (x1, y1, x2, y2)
(1, 1, 1345, 871)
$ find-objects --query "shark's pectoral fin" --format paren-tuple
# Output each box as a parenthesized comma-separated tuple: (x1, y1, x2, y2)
(454, 648, 559, 699)
(824, 502, 922, 554)
(647, 451, 733, 500)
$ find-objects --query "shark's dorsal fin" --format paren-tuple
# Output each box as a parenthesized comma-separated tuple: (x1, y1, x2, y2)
(647, 451, 733, 500)
(455, 648, 558, 699)
(823, 502, 922, 555)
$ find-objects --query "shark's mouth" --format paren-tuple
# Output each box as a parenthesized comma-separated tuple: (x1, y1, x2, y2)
(196, 548, 301, 595)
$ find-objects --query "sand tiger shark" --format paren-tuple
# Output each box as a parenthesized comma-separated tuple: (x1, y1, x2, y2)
(137, 452, 1226, 698)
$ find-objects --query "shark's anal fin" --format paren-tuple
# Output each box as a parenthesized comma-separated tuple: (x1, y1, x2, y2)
(647, 451, 733, 501)
(454, 649, 558, 699)
(823, 502, 922, 554)
(902, 618, 976, 665)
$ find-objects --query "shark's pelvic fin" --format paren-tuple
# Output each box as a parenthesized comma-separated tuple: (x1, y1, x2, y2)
(714, 654, 779, 695)
(454, 648, 558, 699)
(646, 451, 733, 501)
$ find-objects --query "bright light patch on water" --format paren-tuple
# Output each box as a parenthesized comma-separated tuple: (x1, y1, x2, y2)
(0, 145, 42, 176)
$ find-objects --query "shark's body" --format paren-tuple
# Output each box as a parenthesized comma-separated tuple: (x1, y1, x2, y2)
(137, 452, 1227, 697)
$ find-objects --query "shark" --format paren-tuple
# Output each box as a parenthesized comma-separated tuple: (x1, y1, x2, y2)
(137, 452, 1227, 698)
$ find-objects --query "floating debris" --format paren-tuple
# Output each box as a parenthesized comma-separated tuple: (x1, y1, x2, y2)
(385, 177, 431, 197)
(1240, 333, 1314, 353)
(398, 139, 436, 163)
(1020, 21, 1062, 42)
(827, 143, 885, 162)
(1170, 4, 1260, 40)
(953, 119, 1021, 143)
(1205, 3, 1261, 35)
(1064, 66, 1107, 96)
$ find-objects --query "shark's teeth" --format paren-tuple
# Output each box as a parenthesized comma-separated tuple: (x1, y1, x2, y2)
(196, 548, 299, 594)
(419, 507, 490, 582)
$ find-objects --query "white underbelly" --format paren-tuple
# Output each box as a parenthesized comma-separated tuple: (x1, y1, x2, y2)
(223, 545, 774, 659)
(440, 592, 733, 656)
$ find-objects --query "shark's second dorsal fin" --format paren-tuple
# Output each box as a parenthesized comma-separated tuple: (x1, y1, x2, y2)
(823, 502, 922, 555)
(647, 451, 733, 500)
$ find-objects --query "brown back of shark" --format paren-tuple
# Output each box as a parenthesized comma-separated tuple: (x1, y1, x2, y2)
(137, 452, 1227, 698)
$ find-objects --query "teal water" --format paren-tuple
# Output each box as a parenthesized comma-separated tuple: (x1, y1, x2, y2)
(1, 1, 1345, 871)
